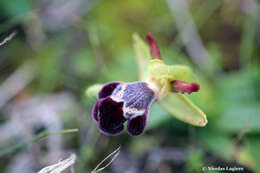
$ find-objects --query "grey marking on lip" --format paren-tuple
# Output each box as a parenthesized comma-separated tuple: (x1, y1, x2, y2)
(111, 82, 155, 119)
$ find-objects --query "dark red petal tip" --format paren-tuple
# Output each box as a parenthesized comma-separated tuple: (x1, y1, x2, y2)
(98, 82, 121, 99)
(191, 83, 200, 92)
(127, 115, 147, 136)
(171, 80, 200, 94)
(98, 97, 126, 135)
(146, 33, 162, 60)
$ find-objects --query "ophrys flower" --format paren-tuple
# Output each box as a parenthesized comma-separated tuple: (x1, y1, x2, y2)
(88, 33, 207, 136)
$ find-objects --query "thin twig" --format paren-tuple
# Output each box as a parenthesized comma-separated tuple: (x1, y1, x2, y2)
(91, 146, 121, 173)
(0, 128, 78, 157)
(233, 119, 251, 145)
(231, 118, 251, 161)
(0, 32, 16, 46)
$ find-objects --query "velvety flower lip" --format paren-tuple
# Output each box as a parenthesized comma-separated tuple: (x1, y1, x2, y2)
(127, 115, 147, 136)
(92, 81, 155, 136)
(98, 97, 126, 136)
(98, 82, 122, 99)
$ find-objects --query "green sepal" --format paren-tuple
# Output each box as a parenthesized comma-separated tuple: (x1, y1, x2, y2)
(85, 84, 103, 100)
(132, 33, 151, 81)
(158, 93, 207, 126)
(148, 59, 196, 83)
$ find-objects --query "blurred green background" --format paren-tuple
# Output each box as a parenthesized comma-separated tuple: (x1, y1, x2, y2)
(0, 0, 260, 172)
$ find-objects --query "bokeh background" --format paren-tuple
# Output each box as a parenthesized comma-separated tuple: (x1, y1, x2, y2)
(0, 0, 260, 172)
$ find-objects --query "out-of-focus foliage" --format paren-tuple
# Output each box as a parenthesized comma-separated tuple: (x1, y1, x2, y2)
(0, 0, 260, 173)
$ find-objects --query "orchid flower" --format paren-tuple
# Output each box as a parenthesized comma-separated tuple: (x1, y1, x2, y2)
(87, 33, 207, 136)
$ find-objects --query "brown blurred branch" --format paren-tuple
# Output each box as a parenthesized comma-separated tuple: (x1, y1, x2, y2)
(167, 0, 210, 69)
(0, 62, 36, 109)
(231, 118, 251, 161)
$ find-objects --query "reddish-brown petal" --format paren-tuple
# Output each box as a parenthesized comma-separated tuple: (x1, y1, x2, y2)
(171, 80, 200, 94)
(146, 33, 162, 60)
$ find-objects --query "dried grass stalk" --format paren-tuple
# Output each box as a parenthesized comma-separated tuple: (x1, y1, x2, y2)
(38, 154, 76, 173)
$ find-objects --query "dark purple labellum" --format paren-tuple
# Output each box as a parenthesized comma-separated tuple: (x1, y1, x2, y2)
(98, 82, 121, 99)
(92, 81, 155, 136)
